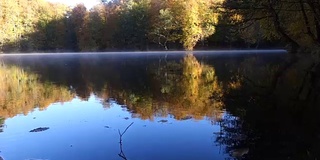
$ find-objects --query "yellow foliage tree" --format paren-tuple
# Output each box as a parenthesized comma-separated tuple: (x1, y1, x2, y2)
(149, 0, 221, 50)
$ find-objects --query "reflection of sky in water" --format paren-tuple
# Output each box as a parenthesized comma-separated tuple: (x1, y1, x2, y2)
(0, 94, 228, 160)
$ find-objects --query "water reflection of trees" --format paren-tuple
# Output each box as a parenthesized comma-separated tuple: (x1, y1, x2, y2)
(2, 53, 320, 158)
(105, 54, 224, 121)
(0, 64, 74, 119)
(90, 54, 223, 119)
(1, 54, 225, 122)
(217, 56, 320, 159)
(0, 117, 4, 133)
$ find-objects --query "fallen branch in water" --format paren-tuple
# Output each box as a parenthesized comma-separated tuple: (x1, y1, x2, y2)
(118, 122, 134, 160)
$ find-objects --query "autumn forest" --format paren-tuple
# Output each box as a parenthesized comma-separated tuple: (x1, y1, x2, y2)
(1, 0, 319, 52)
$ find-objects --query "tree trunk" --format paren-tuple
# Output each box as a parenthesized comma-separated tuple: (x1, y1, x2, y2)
(268, 0, 300, 53)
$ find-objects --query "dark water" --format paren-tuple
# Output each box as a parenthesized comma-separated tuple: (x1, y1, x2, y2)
(1, 50, 319, 160)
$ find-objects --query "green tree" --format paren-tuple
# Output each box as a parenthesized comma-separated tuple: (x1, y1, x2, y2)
(89, 4, 108, 50)
(35, 2, 69, 50)
(0, 0, 69, 52)
(114, 0, 151, 50)
(148, 0, 181, 50)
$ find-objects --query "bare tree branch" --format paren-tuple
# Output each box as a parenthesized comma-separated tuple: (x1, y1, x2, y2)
(118, 122, 134, 160)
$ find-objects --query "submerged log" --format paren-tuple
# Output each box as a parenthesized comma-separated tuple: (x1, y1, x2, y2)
(29, 127, 49, 132)
(158, 120, 168, 123)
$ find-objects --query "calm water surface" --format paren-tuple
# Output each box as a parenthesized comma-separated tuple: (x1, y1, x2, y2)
(2, 51, 319, 160)
(1, 96, 224, 160)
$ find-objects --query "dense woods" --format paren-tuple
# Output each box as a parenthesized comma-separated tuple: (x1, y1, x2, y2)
(1, 0, 319, 52)
(220, 0, 320, 53)
(0, 0, 221, 52)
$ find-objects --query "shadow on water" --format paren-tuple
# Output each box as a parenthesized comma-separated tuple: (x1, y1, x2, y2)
(216, 54, 320, 159)
(1, 51, 320, 159)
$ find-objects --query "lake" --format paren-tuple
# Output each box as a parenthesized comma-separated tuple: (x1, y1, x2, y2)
(1, 50, 319, 160)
